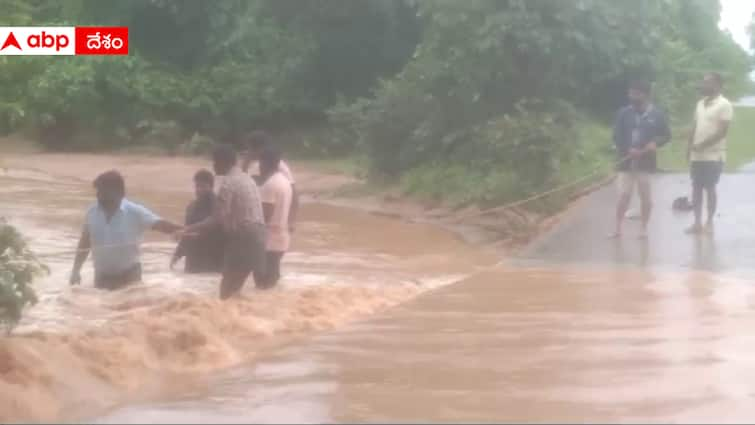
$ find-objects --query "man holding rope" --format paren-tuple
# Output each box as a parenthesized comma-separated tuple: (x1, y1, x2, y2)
(178, 145, 267, 299)
(69, 170, 183, 290)
(610, 80, 671, 239)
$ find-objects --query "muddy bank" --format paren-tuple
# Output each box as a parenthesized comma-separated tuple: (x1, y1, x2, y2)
(307, 175, 614, 253)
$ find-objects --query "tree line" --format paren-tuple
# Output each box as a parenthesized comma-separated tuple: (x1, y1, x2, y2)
(0, 0, 752, 205)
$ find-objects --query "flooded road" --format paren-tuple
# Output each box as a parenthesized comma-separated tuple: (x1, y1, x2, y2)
(0, 154, 493, 422)
(96, 266, 755, 423)
(3, 156, 755, 423)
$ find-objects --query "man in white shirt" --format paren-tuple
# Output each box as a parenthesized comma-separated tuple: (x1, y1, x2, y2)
(240, 130, 299, 232)
(256, 146, 293, 289)
(686, 72, 734, 234)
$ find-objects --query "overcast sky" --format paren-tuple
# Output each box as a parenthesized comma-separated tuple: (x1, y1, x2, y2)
(720, 0, 754, 53)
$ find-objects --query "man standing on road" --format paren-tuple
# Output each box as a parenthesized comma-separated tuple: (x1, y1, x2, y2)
(686, 72, 733, 235)
(179, 145, 267, 299)
(610, 80, 671, 239)
(70, 170, 183, 290)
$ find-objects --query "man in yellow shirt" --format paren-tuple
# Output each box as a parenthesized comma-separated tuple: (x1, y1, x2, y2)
(687, 72, 734, 234)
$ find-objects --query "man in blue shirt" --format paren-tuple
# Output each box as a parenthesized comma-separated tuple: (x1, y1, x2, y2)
(611, 80, 671, 239)
(69, 170, 183, 290)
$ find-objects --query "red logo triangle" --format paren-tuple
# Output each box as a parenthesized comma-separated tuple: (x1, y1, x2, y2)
(1, 32, 21, 51)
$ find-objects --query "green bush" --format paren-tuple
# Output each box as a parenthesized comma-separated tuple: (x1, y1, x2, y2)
(326, 87, 433, 177)
(0, 0, 420, 152)
(136, 120, 185, 154)
(398, 99, 590, 208)
(178, 132, 217, 156)
(328, 0, 751, 209)
(0, 220, 47, 335)
(401, 163, 520, 207)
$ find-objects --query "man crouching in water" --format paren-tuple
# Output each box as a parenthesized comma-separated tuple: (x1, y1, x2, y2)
(69, 170, 183, 290)
(178, 145, 267, 299)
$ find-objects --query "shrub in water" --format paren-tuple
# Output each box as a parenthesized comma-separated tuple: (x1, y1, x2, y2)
(0, 219, 47, 335)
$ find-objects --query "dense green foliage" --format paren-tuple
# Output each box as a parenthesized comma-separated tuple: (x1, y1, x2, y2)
(0, 0, 752, 207)
(0, 0, 419, 150)
(0, 219, 46, 334)
(334, 0, 752, 206)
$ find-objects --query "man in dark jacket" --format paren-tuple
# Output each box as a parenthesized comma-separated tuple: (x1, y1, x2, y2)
(171, 169, 224, 273)
(611, 80, 671, 239)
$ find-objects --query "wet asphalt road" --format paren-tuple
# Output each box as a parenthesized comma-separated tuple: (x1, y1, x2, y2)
(521, 172, 755, 274)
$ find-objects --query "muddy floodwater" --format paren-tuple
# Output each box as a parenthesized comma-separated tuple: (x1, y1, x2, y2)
(2, 154, 755, 423)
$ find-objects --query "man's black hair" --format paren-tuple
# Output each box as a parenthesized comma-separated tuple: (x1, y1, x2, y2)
(629, 80, 652, 95)
(212, 144, 237, 168)
(247, 130, 272, 150)
(193, 169, 214, 186)
(706, 72, 723, 87)
(93, 170, 125, 196)
(259, 145, 282, 173)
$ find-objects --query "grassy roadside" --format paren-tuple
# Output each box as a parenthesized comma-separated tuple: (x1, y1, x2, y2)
(291, 156, 366, 178)
(392, 119, 616, 210)
(658, 106, 755, 172)
(297, 119, 617, 211)
(319, 105, 752, 214)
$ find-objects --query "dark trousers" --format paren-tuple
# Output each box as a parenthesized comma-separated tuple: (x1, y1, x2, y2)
(690, 160, 723, 189)
(220, 224, 266, 299)
(95, 263, 142, 290)
(254, 251, 285, 289)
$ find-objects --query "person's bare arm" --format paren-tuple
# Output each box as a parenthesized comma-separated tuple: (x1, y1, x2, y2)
(171, 205, 193, 269)
(241, 156, 252, 173)
(171, 239, 185, 270)
(641, 142, 658, 153)
(183, 215, 216, 235)
(184, 190, 226, 236)
(263, 202, 274, 224)
(692, 120, 730, 151)
(152, 220, 183, 234)
(637, 114, 670, 156)
(70, 228, 91, 285)
(687, 121, 697, 161)
(288, 184, 299, 232)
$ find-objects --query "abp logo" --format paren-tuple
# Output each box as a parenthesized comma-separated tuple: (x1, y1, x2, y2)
(0, 27, 75, 55)
(1, 32, 21, 51)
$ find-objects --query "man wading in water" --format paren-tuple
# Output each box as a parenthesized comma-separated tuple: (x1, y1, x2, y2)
(241, 130, 299, 233)
(255, 146, 293, 289)
(171, 169, 224, 273)
(178, 145, 267, 299)
(70, 170, 183, 290)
